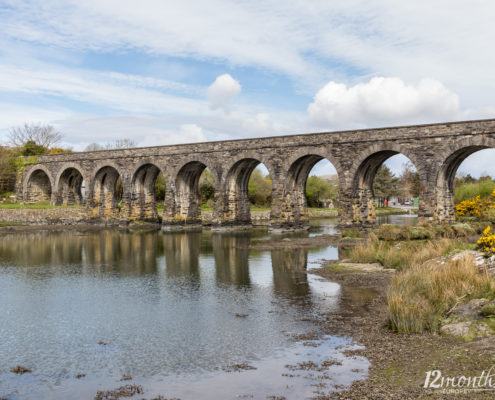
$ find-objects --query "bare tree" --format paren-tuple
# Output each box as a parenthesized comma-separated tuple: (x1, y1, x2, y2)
(8, 123, 63, 148)
(84, 139, 136, 152)
(108, 138, 136, 149)
(84, 143, 105, 152)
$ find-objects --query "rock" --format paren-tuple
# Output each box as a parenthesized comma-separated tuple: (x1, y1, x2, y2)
(440, 321, 473, 338)
(440, 320, 493, 340)
(451, 298, 489, 320)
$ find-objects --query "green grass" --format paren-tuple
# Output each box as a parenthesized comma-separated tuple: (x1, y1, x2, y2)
(387, 255, 494, 333)
(454, 180, 495, 204)
(346, 235, 475, 270)
(0, 221, 24, 227)
(372, 223, 479, 242)
(0, 202, 82, 209)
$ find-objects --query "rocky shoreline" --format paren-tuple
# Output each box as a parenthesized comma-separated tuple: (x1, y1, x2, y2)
(305, 249, 495, 399)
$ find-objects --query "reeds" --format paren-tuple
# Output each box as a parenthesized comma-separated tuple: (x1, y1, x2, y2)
(387, 254, 493, 333)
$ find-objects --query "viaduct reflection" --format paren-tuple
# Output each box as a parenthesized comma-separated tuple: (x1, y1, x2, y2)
(0, 231, 337, 302)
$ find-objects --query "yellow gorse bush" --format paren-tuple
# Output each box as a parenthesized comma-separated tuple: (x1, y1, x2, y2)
(477, 226, 495, 256)
(455, 189, 495, 217)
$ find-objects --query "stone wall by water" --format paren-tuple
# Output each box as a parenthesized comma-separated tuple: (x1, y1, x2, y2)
(0, 208, 337, 226)
(0, 208, 88, 225)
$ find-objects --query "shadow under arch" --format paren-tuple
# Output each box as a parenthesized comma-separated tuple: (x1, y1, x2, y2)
(435, 137, 495, 222)
(171, 161, 211, 228)
(25, 168, 52, 203)
(90, 165, 122, 218)
(55, 167, 85, 206)
(130, 163, 163, 221)
(220, 157, 272, 228)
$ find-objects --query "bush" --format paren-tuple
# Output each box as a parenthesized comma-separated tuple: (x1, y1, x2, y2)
(455, 189, 495, 219)
(477, 226, 495, 256)
(387, 255, 493, 333)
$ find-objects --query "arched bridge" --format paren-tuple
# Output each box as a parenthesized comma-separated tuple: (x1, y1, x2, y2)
(17, 118, 495, 230)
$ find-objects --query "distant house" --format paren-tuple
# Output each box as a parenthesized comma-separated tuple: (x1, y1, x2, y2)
(319, 174, 339, 185)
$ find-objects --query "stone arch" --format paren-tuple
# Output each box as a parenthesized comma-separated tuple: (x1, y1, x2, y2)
(89, 165, 123, 218)
(349, 143, 424, 224)
(282, 147, 345, 183)
(130, 163, 164, 221)
(172, 156, 219, 180)
(280, 152, 340, 228)
(435, 136, 495, 222)
(24, 167, 53, 203)
(221, 156, 274, 227)
(55, 166, 85, 206)
(173, 160, 211, 225)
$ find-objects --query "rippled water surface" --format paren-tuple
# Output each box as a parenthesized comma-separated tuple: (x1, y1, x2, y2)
(0, 217, 411, 399)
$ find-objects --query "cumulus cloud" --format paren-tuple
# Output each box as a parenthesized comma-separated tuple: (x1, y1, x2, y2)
(308, 77, 460, 128)
(207, 74, 241, 109)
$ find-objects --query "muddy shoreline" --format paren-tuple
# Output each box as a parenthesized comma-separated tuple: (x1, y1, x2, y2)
(310, 262, 495, 400)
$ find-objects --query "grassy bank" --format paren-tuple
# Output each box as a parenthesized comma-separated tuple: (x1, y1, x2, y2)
(346, 236, 474, 270)
(0, 201, 83, 209)
(339, 221, 495, 336)
(387, 255, 494, 333)
(375, 207, 416, 216)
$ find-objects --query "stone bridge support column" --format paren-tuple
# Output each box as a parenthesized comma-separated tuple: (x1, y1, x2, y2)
(87, 166, 122, 222)
(161, 173, 202, 232)
(267, 168, 287, 231)
(270, 175, 310, 231)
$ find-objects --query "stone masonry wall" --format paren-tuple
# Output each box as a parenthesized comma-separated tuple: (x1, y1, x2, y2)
(16, 119, 495, 230)
(0, 208, 87, 225)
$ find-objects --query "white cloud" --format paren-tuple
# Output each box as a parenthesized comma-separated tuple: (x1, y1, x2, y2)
(308, 77, 460, 128)
(207, 74, 241, 109)
(0, 64, 205, 116)
(2, 1, 495, 106)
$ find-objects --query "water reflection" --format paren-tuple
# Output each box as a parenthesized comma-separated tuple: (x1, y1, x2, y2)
(163, 232, 201, 278)
(212, 232, 251, 287)
(271, 248, 310, 299)
(0, 219, 373, 399)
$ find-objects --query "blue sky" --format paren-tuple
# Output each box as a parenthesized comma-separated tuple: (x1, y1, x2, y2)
(0, 0, 494, 177)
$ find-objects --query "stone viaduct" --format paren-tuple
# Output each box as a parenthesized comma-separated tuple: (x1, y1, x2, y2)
(16, 118, 495, 231)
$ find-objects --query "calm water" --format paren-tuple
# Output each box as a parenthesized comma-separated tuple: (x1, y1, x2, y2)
(0, 216, 414, 399)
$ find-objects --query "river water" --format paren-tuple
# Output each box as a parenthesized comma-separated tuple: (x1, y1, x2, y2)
(0, 215, 416, 399)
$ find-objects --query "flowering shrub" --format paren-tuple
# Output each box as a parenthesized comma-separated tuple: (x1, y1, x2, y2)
(477, 226, 495, 256)
(456, 190, 495, 217)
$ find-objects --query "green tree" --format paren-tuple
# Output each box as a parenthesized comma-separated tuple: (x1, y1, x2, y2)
(248, 169, 272, 206)
(154, 172, 166, 202)
(0, 146, 17, 193)
(306, 176, 333, 207)
(400, 162, 420, 198)
(199, 169, 215, 205)
(373, 165, 399, 201)
(19, 140, 47, 156)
